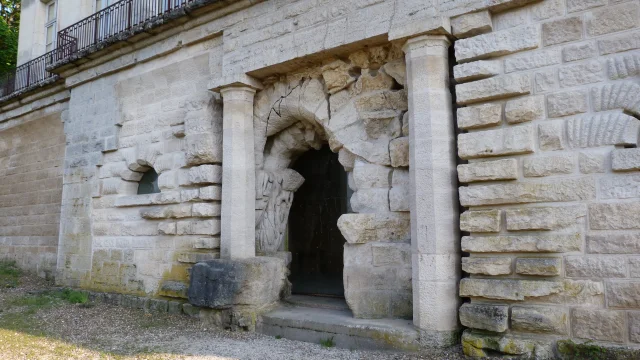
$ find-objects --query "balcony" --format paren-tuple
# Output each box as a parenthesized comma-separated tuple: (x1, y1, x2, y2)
(0, 0, 221, 101)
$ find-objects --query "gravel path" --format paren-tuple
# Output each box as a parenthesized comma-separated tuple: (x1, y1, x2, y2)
(0, 274, 467, 360)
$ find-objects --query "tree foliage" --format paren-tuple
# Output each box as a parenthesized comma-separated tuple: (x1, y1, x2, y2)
(0, 0, 19, 75)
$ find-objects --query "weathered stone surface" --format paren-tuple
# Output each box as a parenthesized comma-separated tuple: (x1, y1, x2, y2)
(542, 17, 583, 46)
(462, 257, 512, 275)
(579, 152, 606, 174)
(531, 0, 565, 21)
(337, 213, 410, 244)
(188, 257, 287, 309)
(504, 49, 561, 73)
(389, 137, 408, 167)
(352, 160, 391, 189)
(460, 210, 501, 232)
(462, 330, 535, 357)
(453, 60, 501, 83)
(506, 205, 585, 230)
(505, 96, 545, 124)
(462, 234, 581, 253)
(350, 189, 389, 213)
(192, 203, 221, 217)
(158, 222, 176, 235)
(459, 278, 563, 301)
(458, 159, 518, 183)
(459, 303, 509, 332)
(371, 243, 410, 267)
(457, 103, 502, 130)
(606, 281, 640, 308)
(140, 204, 192, 219)
(322, 60, 355, 94)
(630, 257, 640, 278)
(186, 134, 221, 166)
(599, 30, 640, 55)
(534, 69, 558, 92)
(567, 113, 639, 148)
(608, 53, 640, 80)
(389, 186, 409, 212)
(539, 121, 566, 151)
(565, 256, 627, 278)
(176, 219, 220, 236)
(451, 10, 493, 39)
(587, 3, 639, 37)
(572, 309, 625, 342)
(511, 306, 567, 334)
(567, 0, 606, 12)
(199, 186, 222, 201)
(540, 280, 605, 306)
(612, 149, 640, 171)
(455, 25, 539, 63)
(115, 192, 181, 207)
(343, 265, 411, 318)
(523, 155, 574, 177)
(456, 74, 531, 105)
(558, 61, 605, 87)
(591, 82, 640, 115)
(186, 165, 222, 185)
(547, 90, 588, 118)
(516, 258, 562, 276)
(563, 42, 597, 62)
(588, 233, 640, 254)
(590, 202, 640, 230)
(459, 178, 596, 206)
(458, 124, 534, 159)
(381, 59, 405, 86)
(629, 312, 640, 343)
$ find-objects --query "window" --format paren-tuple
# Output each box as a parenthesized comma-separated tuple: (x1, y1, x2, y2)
(45, 1, 57, 52)
(137, 169, 160, 195)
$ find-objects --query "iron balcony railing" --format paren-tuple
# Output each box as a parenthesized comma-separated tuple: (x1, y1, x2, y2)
(0, 50, 58, 98)
(57, 0, 198, 58)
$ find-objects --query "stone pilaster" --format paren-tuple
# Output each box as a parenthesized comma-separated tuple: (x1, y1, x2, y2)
(403, 35, 460, 346)
(210, 75, 262, 260)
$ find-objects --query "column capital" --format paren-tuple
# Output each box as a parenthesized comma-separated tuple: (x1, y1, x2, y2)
(209, 74, 263, 93)
(402, 35, 451, 55)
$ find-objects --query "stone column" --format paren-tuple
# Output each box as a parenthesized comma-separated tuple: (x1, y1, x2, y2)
(403, 35, 460, 346)
(210, 75, 263, 260)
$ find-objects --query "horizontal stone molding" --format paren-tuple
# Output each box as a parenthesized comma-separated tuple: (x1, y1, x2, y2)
(462, 234, 582, 253)
(460, 278, 564, 301)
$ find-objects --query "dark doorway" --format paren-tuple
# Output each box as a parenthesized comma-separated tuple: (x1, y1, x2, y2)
(288, 146, 349, 298)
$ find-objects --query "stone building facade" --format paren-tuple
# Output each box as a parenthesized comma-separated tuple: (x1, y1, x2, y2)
(2, 0, 640, 357)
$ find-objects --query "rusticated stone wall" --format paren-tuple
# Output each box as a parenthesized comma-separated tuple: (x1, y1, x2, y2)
(452, 0, 640, 356)
(0, 108, 65, 278)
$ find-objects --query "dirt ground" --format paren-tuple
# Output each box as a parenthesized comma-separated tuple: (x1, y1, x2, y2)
(0, 267, 468, 360)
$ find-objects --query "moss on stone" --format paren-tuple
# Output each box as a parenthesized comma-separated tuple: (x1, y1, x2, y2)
(557, 340, 640, 360)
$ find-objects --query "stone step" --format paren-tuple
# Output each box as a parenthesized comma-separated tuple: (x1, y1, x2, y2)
(257, 305, 419, 351)
(283, 295, 350, 311)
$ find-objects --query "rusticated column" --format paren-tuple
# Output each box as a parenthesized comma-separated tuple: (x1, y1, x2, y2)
(403, 35, 460, 346)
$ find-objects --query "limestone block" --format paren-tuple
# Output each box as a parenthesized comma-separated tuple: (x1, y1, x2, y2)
(115, 192, 181, 207)
(567, 113, 639, 148)
(389, 186, 409, 212)
(193, 237, 221, 249)
(401, 111, 409, 136)
(567, 0, 605, 12)
(531, 0, 565, 21)
(354, 70, 395, 95)
(608, 53, 640, 80)
(462, 330, 535, 357)
(457, 103, 502, 130)
(579, 152, 606, 174)
(460, 210, 501, 232)
(511, 306, 567, 334)
(459, 278, 563, 301)
(458, 124, 534, 159)
(538, 121, 566, 151)
(534, 69, 558, 93)
(200, 186, 222, 201)
(456, 74, 531, 105)
(321, 60, 355, 94)
(158, 222, 176, 235)
(344, 266, 412, 318)
(188, 257, 288, 309)
(459, 178, 595, 206)
(382, 59, 406, 86)
(454, 25, 539, 63)
(371, 243, 411, 267)
(629, 312, 640, 343)
(571, 309, 625, 342)
(453, 60, 501, 83)
(459, 303, 509, 332)
(599, 30, 640, 55)
(451, 10, 492, 39)
(563, 42, 597, 62)
(612, 149, 640, 171)
(158, 171, 179, 190)
(542, 17, 583, 46)
(506, 205, 585, 230)
(547, 90, 588, 118)
(352, 160, 391, 189)
(192, 203, 221, 217)
(392, 169, 409, 188)
(630, 257, 640, 277)
(350, 189, 389, 213)
(337, 213, 410, 244)
(187, 165, 222, 185)
(504, 49, 561, 73)
(558, 61, 605, 87)
(587, 3, 639, 37)
(523, 155, 574, 177)
(505, 96, 545, 124)
(606, 281, 640, 308)
(140, 204, 192, 219)
(461, 257, 512, 275)
(338, 148, 356, 172)
(186, 134, 221, 166)
(360, 110, 403, 140)
(590, 202, 640, 229)
(515, 258, 562, 276)
(587, 233, 640, 254)
(565, 256, 626, 278)
(462, 234, 581, 253)
(176, 220, 221, 236)
(389, 137, 408, 167)
(592, 82, 640, 115)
